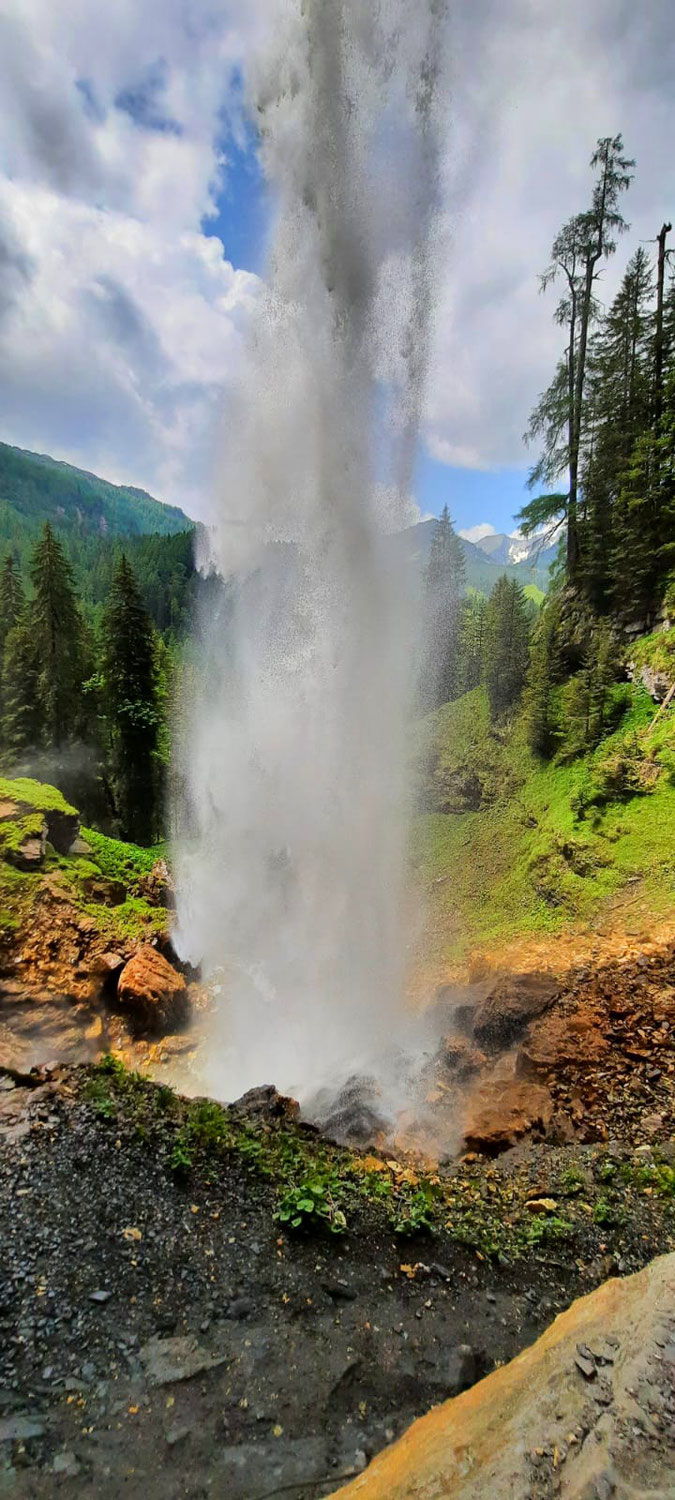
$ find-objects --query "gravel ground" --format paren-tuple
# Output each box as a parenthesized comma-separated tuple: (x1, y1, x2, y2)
(1, 1066, 674, 1499)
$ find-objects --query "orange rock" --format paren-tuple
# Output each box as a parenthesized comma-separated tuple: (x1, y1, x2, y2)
(462, 1078, 553, 1155)
(517, 1007, 610, 1079)
(472, 971, 558, 1048)
(117, 946, 189, 1036)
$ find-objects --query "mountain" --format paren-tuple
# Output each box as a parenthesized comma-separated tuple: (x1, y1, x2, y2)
(393, 518, 552, 593)
(472, 529, 559, 573)
(0, 442, 192, 558)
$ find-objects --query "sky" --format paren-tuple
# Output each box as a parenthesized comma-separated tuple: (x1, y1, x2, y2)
(0, 1, 674, 536)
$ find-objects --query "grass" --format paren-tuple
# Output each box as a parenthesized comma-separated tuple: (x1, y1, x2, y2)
(627, 623, 675, 683)
(412, 679, 675, 963)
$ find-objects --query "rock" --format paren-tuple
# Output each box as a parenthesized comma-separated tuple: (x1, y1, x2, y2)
(117, 946, 189, 1036)
(166, 1424, 191, 1447)
(517, 1007, 610, 1078)
(312, 1075, 389, 1145)
(322, 1280, 358, 1303)
(5, 827, 47, 871)
(138, 859, 175, 909)
(139, 1334, 228, 1386)
(328, 1253, 675, 1500)
(230, 1083, 300, 1124)
(53, 1451, 81, 1477)
(441, 1344, 476, 1394)
(227, 1297, 256, 1320)
(436, 1037, 487, 1081)
(0, 1414, 45, 1442)
(472, 972, 559, 1049)
(574, 1351, 597, 1380)
(463, 1079, 554, 1155)
(89, 1290, 112, 1304)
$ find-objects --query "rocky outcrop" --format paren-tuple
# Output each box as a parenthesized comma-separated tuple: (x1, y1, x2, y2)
(518, 1004, 610, 1080)
(330, 1252, 675, 1500)
(463, 1078, 554, 1154)
(117, 945, 189, 1036)
(472, 971, 558, 1049)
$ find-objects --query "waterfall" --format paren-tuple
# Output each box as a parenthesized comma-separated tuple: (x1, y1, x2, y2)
(174, 0, 448, 1106)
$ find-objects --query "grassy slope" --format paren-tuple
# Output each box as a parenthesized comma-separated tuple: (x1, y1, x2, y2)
(412, 678, 675, 965)
(0, 440, 190, 542)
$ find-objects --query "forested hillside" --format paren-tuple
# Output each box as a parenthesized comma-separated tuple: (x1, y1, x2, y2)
(0, 442, 190, 547)
(416, 136, 675, 960)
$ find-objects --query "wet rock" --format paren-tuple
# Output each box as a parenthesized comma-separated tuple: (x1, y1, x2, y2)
(314, 1076, 389, 1146)
(117, 946, 189, 1036)
(227, 1297, 256, 1320)
(436, 1037, 487, 1081)
(463, 1079, 554, 1155)
(230, 1083, 300, 1123)
(89, 1290, 112, 1304)
(442, 1344, 476, 1394)
(472, 972, 558, 1049)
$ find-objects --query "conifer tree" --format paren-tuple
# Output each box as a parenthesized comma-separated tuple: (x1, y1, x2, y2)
(0, 554, 25, 654)
(29, 523, 86, 748)
(421, 505, 466, 706)
(1, 624, 42, 754)
(484, 576, 530, 720)
(520, 136, 634, 582)
(103, 555, 161, 843)
(523, 596, 562, 756)
(461, 592, 488, 692)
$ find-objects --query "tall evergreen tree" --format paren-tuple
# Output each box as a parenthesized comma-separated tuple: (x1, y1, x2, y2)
(0, 554, 25, 654)
(421, 506, 466, 706)
(461, 592, 489, 692)
(1, 624, 42, 755)
(521, 136, 634, 582)
(29, 523, 86, 748)
(103, 555, 161, 843)
(523, 596, 562, 755)
(484, 576, 530, 720)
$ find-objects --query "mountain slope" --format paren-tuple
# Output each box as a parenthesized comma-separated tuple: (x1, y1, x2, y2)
(473, 530, 559, 571)
(0, 442, 191, 553)
(393, 518, 551, 593)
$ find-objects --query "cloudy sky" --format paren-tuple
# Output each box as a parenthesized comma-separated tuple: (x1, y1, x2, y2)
(0, 0, 673, 534)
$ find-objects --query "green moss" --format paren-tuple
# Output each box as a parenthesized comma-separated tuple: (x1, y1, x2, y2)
(0, 776, 77, 817)
(628, 625, 675, 683)
(81, 827, 168, 891)
(0, 812, 45, 856)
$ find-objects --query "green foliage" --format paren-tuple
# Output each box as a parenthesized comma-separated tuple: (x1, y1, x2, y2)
(391, 1181, 439, 1236)
(29, 524, 88, 748)
(484, 576, 530, 720)
(80, 827, 165, 887)
(0, 440, 189, 547)
(421, 506, 466, 708)
(276, 1176, 348, 1234)
(102, 555, 163, 841)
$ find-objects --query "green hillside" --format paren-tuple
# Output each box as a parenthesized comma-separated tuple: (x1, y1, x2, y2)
(412, 666, 675, 964)
(0, 442, 191, 559)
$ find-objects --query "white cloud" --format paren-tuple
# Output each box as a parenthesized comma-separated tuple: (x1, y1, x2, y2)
(0, 0, 264, 510)
(0, 0, 674, 506)
(458, 522, 497, 543)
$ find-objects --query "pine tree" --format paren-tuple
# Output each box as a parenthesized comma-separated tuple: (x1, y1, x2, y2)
(0, 554, 28, 751)
(520, 136, 634, 582)
(484, 576, 530, 720)
(523, 596, 562, 755)
(1, 624, 42, 754)
(421, 506, 466, 706)
(103, 555, 161, 843)
(29, 523, 86, 748)
(0, 554, 25, 654)
(461, 592, 488, 692)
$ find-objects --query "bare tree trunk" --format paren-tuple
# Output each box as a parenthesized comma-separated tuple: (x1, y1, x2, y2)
(654, 221, 672, 430)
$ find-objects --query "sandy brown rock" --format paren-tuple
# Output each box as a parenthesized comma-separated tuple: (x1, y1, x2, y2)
(472, 971, 558, 1048)
(117, 946, 189, 1036)
(330, 1252, 675, 1500)
(463, 1077, 554, 1154)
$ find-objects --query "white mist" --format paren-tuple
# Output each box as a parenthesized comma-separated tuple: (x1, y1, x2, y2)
(174, 0, 448, 1108)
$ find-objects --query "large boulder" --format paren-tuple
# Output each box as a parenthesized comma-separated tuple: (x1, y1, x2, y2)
(462, 1078, 554, 1155)
(117, 945, 189, 1036)
(328, 1253, 675, 1500)
(472, 971, 559, 1049)
(517, 1004, 610, 1080)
